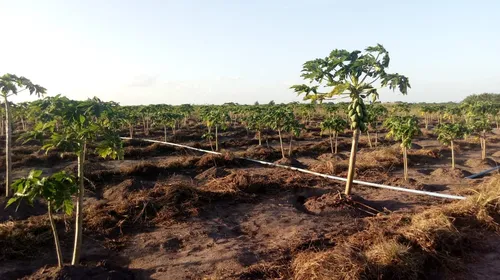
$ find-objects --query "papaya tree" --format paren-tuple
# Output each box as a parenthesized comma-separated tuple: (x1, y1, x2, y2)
(267, 106, 295, 158)
(244, 107, 268, 146)
(21, 97, 123, 265)
(466, 102, 493, 160)
(0, 74, 46, 197)
(366, 103, 388, 146)
(435, 123, 468, 169)
(420, 105, 436, 130)
(6, 170, 77, 267)
(291, 44, 410, 195)
(285, 117, 304, 157)
(201, 108, 229, 151)
(320, 116, 347, 154)
(384, 116, 421, 181)
(154, 110, 183, 142)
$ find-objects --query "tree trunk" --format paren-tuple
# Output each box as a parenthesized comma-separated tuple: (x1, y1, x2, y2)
(215, 126, 219, 152)
(329, 131, 334, 154)
(48, 201, 64, 268)
(20, 116, 25, 131)
(4, 95, 11, 197)
(451, 140, 455, 169)
(481, 132, 486, 160)
(278, 129, 285, 158)
(72, 145, 85, 265)
(403, 146, 408, 181)
(375, 130, 378, 146)
(425, 116, 428, 130)
(288, 135, 293, 157)
(258, 130, 262, 146)
(164, 126, 167, 142)
(367, 131, 372, 148)
(345, 128, 360, 195)
(129, 124, 133, 138)
(207, 127, 214, 151)
(335, 132, 338, 154)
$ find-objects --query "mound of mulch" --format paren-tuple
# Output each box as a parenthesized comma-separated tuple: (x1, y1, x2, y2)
(196, 152, 238, 168)
(492, 151, 500, 157)
(317, 153, 348, 161)
(303, 193, 381, 217)
(103, 178, 147, 202)
(310, 161, 348, 176)
(123, 142, 177, 159)
(243, 146, 281, 161)
(21, 264, 135, 280)
(194, 167, 230, 181)
(274, 157, 305, 167)
(430, 168, 472, 179)
(356, 147, 402, 172)
(0, 215, 58, 261)
(465, 158, 498, 168)
(384, 177, 425, 190)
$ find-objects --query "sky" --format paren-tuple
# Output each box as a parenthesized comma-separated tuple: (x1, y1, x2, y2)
(0, 0, 499, 105)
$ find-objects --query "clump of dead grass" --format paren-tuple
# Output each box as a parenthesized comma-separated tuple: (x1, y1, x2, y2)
(292, 244, 366, 280)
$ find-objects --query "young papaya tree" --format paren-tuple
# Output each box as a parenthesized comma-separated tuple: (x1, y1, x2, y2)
(0, 74, 46, 197)
(366, 103, 388, 146)
(285, 117, 304, 157)
(435, 123, 468, 169)
(420, 105, 435, 130)
(201, 108, 229, 151)
(6, 170, 77, 267)
(154, 110, 183, 142)
(245, 107, 268, 146)
(320, 116, 347, 154)
(291, 44, 410, 195)
(266, 106, 295, 158)
(384, 116, 421, 181)
(21, 97, 123, 265)
(464, 102, 494, 160)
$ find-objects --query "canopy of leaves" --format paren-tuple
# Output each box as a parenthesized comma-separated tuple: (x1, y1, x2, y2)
(0, 73, 46, 97)
(7, 170, 77, 215)
(435, 123, 468, 146)
(320, 116, 347, 135)
(291, 44, 410, 104)
(462, 93, 500, 104)
(384, 116, 421, 148)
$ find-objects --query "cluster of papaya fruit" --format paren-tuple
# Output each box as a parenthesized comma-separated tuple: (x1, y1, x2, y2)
(347, 97, 368, 132)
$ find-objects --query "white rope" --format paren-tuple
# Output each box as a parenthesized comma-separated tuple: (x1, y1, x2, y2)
(121, 137, 466, 200)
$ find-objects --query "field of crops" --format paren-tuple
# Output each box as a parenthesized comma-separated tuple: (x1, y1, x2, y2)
(0, 91, 499, 279)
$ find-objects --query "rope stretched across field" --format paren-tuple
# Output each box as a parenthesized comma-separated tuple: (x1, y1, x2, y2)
(121, 137, 466, 200)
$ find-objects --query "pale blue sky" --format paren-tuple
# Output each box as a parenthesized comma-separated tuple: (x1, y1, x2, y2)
(1, 0, 499, 105)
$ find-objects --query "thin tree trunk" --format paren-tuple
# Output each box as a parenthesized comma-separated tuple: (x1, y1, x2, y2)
(403, 146, 408, 181)
(129, 124, 133, 138)
(288, 135, 293, 157)
(329, 131, 334, 154)
(335, 132, 338, 154)
(425, 116, 428, 130)
(215, 126, 219, 151)
(451, 140, 455, 169)
(278, 129, 285, 158)
(48, 201, 64, 268)
(375, 130, 378, 146)
(481, 133, 486, 160)
(367, 131, 372, 148)
(72, 144, 85, 265)
(164, 126, 167, 142)
(345, 128, 360, 195)
(20, 116, 25, 131)
(4, 96, 11, 197)
(258, 130, 262, 146)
